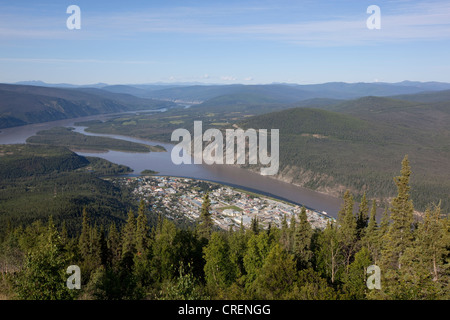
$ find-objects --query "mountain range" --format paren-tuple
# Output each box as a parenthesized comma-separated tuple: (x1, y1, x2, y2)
(0, 83, 175, 129)
(2, 80, 450, 129)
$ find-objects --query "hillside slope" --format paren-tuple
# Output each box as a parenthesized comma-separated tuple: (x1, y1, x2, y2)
(239, 105, 450, 212)
(0, 84, 175, 129)
(0, 144, 133, 235)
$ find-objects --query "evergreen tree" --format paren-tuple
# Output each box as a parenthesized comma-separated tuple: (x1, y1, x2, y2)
(289, 268, 338, 300)
(203, 232, 236, 296)
(78, 208, 90, 259)
(197, 192, 213, 240)
(107, 222, 121, 270)
(228, 226, 248, 279)
(122, 209, 136, 256)
(412, 204, 448, 290)
(363, 200, 380, 264)
(133, 199, 152, 287)
(342, 246, 372, 300)
(379, 206, 390, 239)
(391, 205, 448, 300)
(294, 207, 313, 269)
(151, 218, 178, 282)
(160, 262, 207, 300)
(356, 192, 369, 239)
(135, 199, 150, 255)
(14, 217, 76, 300)
(252, 244, 297, 299)
(382, 155, 414, 271)
(337, 190, 357, 273)
(243, 232, 272, 293)
(250, 217, 260, 235)
(99, 226, 108, 267)
(316, 221, 341, 284)
(88, 224, 102, 269)
(60, 221, 69, 247)
(288, 215, 296, 252)
(279, 214, 289, 251)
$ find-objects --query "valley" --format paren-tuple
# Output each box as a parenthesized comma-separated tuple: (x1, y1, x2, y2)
(66, 86, 450, 213)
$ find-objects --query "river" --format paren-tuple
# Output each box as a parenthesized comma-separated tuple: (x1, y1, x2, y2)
(0, 111, 344, 217)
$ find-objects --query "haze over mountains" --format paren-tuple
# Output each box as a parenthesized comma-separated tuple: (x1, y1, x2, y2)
(102, 81, 450, 102)
(0, 83, 175, 129)
(2, 80, 450, 129)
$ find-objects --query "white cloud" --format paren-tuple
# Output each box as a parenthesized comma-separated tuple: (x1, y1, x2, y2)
(220, 76, 237, 81)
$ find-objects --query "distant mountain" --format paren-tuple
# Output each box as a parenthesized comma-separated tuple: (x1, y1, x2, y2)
(0, 84, 175, 129)
(99, 85, 150, 97)
(390, 89, 450, 103)
(12, 80, 450, 104)
(296, 81, 450, 97)
(143, 82, 450, 105)
(389, 80, 450, 91)
(14, 80, 108, 88)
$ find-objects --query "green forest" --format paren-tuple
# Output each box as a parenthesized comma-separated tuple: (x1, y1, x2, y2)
(0, 155, 448, 300)
(240, 106, 450, 212)
(0, 144, 136, 236)
(27, 127, 165, 153)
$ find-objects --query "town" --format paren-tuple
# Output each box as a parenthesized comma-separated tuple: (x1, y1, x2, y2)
(110, 175, 335, 230)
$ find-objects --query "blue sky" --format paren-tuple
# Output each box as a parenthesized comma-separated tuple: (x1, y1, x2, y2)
(0, 0, 449, 85)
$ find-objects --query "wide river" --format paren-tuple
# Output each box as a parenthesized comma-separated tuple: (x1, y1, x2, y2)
(0, 111, 344, 217)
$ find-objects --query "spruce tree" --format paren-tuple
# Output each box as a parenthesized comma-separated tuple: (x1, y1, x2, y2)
(203, 232, 236, 296)
(151, 218, 178, 282)
(288, 215, 297, 252)
(342, 246, 372, 299)
(356, 192, 369, 239)
(294, 207, 313, 269)
(364, 200, 380, 264)
(382, 155, 414, 271)
(122, 209, 136, 256)
(228, 225, 248, 278)
(316, 221, 341, 284)
(107, 222, 121, 270)
(279, 214, 289, 251)
(14, 217, 75, 300)
(253, 244, 297, 299)
(79, 208, 90, 259)
(393, 204, 448, 299)
(88, 224, 102, 269)
(415, 204, 447, 282)
(243, 232, 272, 292)
(250, 217, 260, 235)
(135, 199, 150, 255)
(337, 190, 357, 273)
(197, 192, 213, 240)
(379, 206, 390, 239)
(99, 226, 108, 267)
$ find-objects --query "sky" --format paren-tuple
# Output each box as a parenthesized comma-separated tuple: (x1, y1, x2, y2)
(0, 0, 449, 85)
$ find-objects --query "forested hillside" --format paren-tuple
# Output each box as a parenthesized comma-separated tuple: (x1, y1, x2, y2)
(0, 144, 136, 236)
(26, 127, 164, 153)
(0, 84, 175, 129)
(239, 103, 450, 212)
